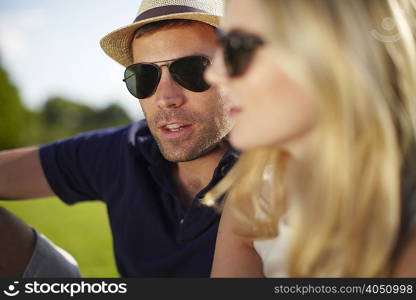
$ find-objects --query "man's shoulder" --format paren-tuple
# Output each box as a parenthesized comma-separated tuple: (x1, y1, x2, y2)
(64, 119, 152, 145)
(40, 119, 155, 156)
(126, 119, 153, 146)
(80, 119, 160, 164)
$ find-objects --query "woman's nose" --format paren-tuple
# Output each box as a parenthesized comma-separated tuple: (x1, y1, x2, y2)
(205, 48, 228, 88)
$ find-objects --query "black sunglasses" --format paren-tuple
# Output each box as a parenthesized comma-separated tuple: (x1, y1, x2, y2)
(123, 55, 211, 99)
(215, 28, 264, 77)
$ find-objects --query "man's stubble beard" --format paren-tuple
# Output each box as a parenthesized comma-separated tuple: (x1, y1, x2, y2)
(151, 116, 231, 162)
(146, 106, 233, 163)
(143, 89, 234, 163)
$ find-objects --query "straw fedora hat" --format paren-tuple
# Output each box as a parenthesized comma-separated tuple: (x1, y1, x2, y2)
(100, 0, 224, 67)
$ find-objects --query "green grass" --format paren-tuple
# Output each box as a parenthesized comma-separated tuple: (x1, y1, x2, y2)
(0, 197, 118, 277)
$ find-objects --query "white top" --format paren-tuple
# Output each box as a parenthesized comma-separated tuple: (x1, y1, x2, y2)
(253, 216, 291, 277)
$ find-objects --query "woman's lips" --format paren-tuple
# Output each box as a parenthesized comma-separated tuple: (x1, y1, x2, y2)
(228, 106, 243, 117)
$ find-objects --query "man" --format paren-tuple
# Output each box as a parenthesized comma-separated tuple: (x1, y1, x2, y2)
(0, 0, 236, 277)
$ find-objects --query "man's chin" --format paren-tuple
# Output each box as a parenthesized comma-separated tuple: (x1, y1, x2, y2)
(159, 149, 205, 163)
(158, 143, 220, 163)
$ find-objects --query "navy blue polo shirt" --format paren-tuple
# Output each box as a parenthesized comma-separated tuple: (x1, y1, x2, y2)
(39, 119, 238, 277)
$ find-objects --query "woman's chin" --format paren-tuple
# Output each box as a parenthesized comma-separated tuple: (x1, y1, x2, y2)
(229, 130, 267, 152)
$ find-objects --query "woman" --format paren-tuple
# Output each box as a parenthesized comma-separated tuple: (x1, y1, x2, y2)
(204, 0, 416, 277)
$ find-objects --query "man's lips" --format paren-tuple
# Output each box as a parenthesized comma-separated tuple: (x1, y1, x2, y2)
(158, 121, 192, 130)
(158, 122, 193, 140)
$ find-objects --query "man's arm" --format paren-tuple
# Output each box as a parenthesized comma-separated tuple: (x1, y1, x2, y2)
(211, 200, 264, 277)
(0, 147, 55, 200)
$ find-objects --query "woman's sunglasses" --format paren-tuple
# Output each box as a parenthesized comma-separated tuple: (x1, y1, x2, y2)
(215, 28, 264, 77)
(123, 55, 211, 99)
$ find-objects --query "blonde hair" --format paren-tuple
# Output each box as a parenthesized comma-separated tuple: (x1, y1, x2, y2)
(204, 0, 416, 277)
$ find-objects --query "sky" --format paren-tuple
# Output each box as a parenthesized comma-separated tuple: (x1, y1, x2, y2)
(0, 0, 144, 119)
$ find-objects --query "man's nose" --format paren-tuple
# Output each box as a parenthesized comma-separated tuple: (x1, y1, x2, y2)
(155, 66, 185, 109)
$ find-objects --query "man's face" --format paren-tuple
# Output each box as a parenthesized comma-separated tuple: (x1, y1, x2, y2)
(132, 23, 233, 162)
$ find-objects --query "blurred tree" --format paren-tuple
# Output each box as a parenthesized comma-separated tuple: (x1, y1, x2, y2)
(38, 97, 132, 143)
(0, 62, 27, 150)
(41, 97, 95, 140)
(22, 110, 43, 147)
(0, 62, 133, 147)
(89, 103, 133, 129)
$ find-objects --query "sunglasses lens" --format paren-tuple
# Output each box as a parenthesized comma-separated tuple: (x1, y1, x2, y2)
(217, 30, 263, 77)
(170, 56, 211, 92)
(224, 37, 255, 77)
(124, 64, 160, 99)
